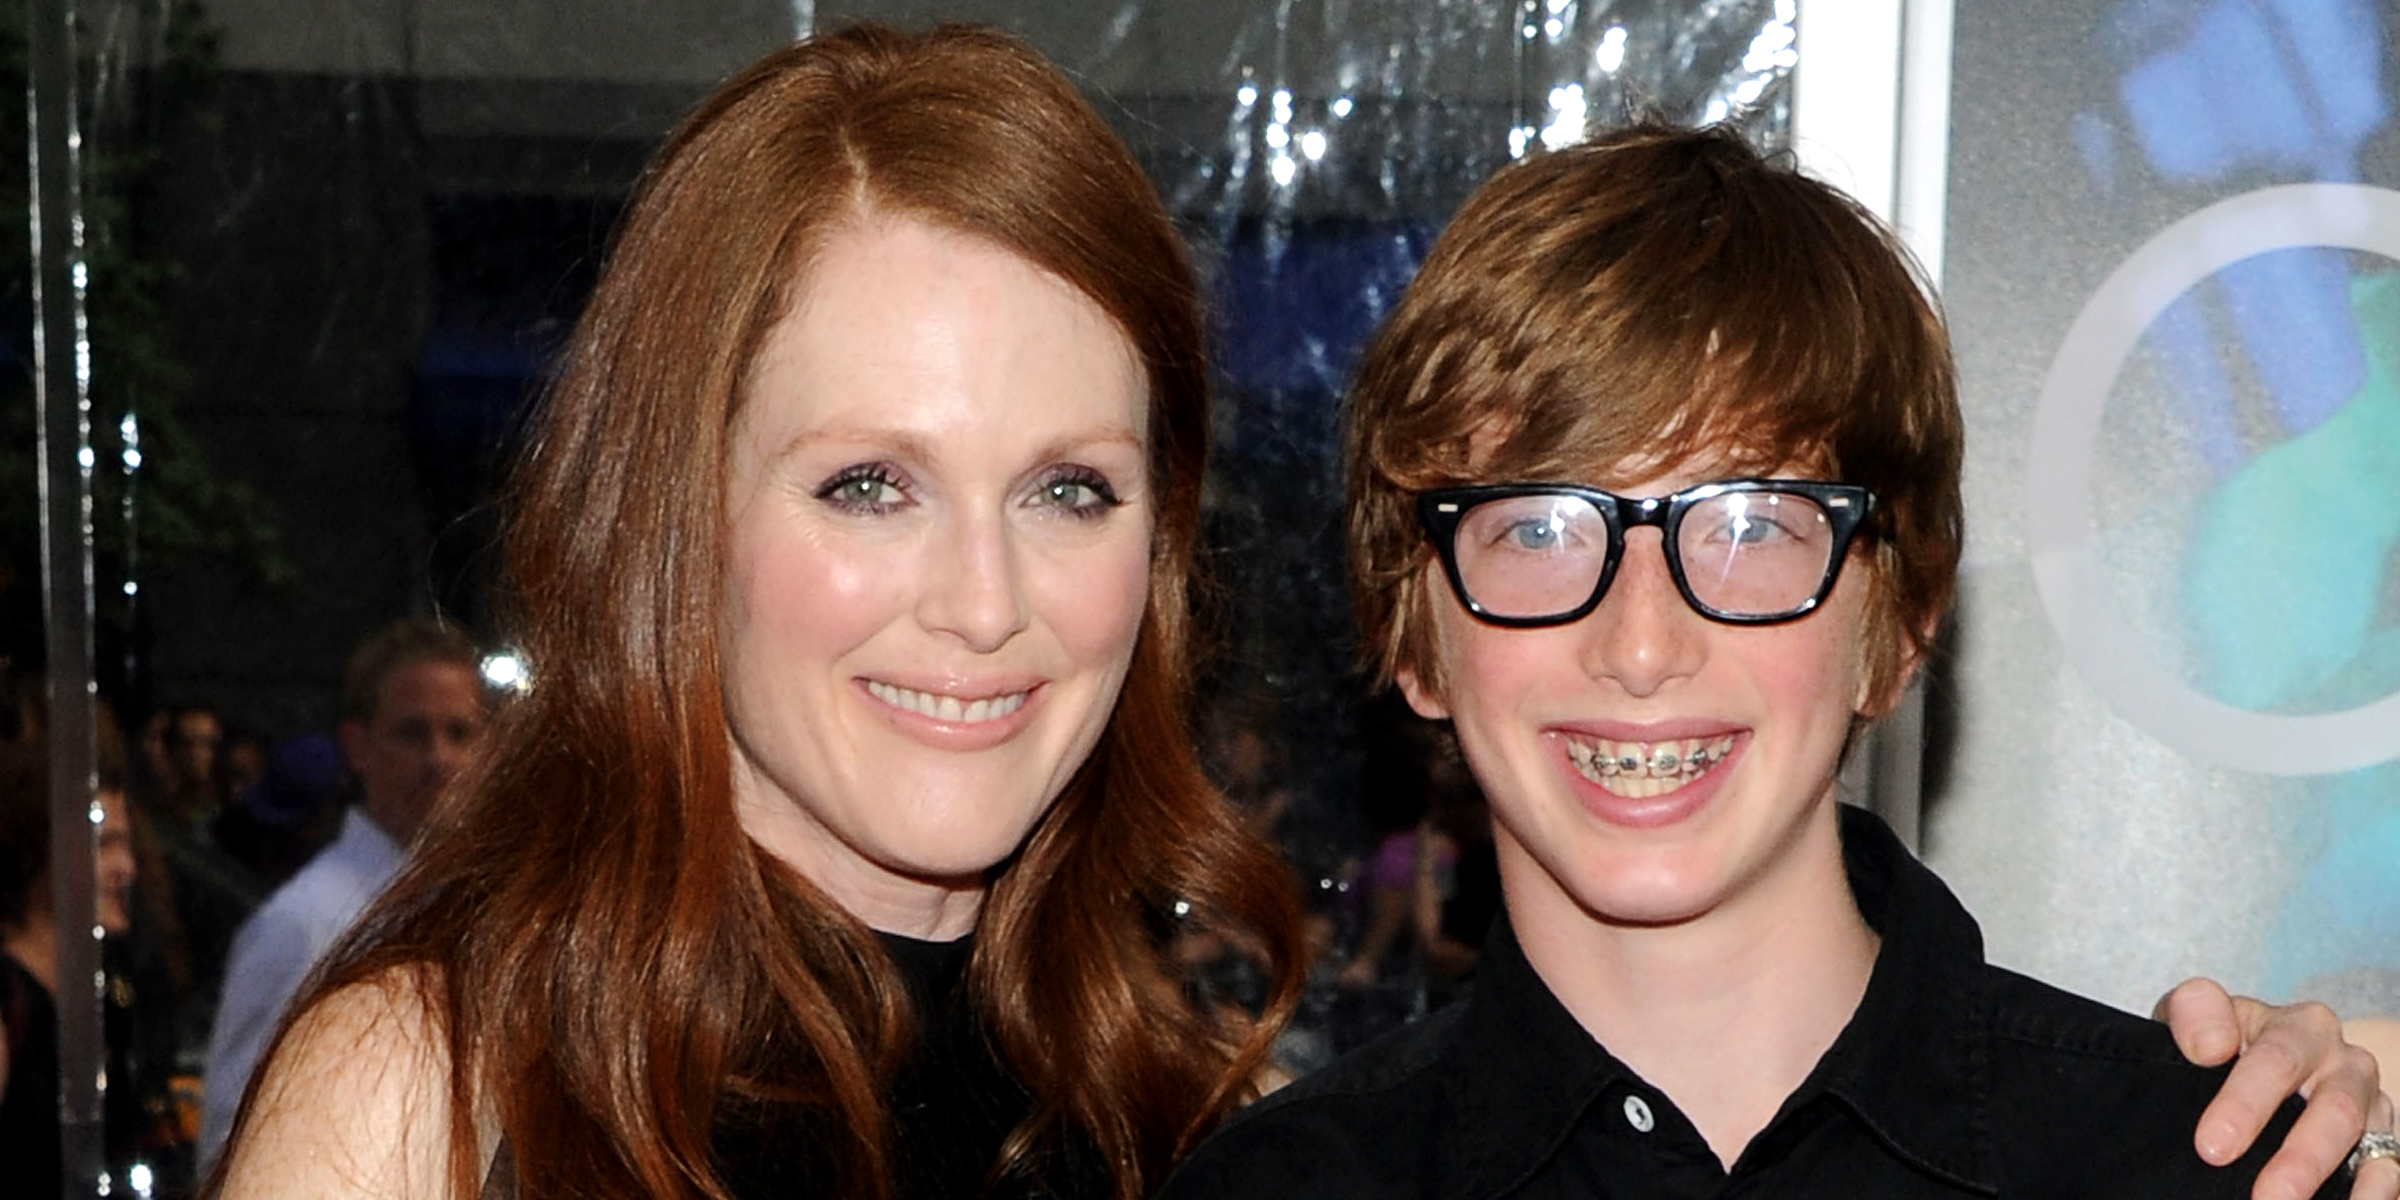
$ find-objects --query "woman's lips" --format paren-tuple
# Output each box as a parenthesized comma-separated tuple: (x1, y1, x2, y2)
(858, 677, 1043, 750)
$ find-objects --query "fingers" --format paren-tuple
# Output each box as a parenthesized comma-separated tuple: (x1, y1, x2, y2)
(2348, 1091, 2398, 1200)
(2158, 981, 2385, 1200)
(2249, 1046, 2370, 1200)
(2203, 1014, 2317, 1167)
(2353, 1156, 2400, 1200)
(2160, 977, 2246, 1067)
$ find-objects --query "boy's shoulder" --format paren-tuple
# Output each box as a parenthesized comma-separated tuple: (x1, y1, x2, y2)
(1969, 965, 2341, 1199)
(1159, 1004, 1470, 1200)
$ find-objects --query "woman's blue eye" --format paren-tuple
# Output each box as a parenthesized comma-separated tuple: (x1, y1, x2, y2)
(1036, 469, 1122, 517)
(815, 467, 907, 513)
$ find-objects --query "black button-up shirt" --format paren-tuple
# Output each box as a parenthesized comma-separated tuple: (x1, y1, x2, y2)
(1163, 806, 2341, 1199)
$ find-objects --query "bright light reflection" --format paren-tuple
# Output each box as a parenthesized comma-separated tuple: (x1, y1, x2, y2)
(1544, 17, 1564, 39)
(1546, 0, 1568, 11)
(1331, 95, 1354, 118)
(480, 652, 529, 693)
(1236, 83, 1258, 107)
(1299, 129, 1328, 161)
(1508, 126, 1533, 158)
(1743, 16, 1796, 74)
(122, 580, 137, 597)
(1271, 88, 1293, 122)
(129, 1162, 154, 1197)
(1269, 154, 1297, 187)
(1596, 25, 1627, 72)
(1541, 83, 1587, 150)
(1265, 123, 1289, 149)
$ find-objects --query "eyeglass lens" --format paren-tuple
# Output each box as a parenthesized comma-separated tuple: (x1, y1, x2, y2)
(1449, 489, 1839, 621)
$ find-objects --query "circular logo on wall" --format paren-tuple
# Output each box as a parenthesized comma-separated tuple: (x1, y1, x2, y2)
(2027, 182, 2400, 776)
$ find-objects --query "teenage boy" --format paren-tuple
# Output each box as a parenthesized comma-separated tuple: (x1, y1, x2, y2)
(1166, 122, 2393, 1200)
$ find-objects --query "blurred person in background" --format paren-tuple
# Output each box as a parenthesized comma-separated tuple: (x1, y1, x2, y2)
(138, 697, 268, 1068)
(3, 731, 193, 1196)
(201, 618, 490, 1165)
(212, 734, 347, 890)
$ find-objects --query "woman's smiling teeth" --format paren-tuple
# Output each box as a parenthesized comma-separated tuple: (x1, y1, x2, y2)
(866, 680, 1031, 725)
(1564, 734, 1738, 798)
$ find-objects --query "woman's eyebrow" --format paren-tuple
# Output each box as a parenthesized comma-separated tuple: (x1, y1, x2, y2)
(768, 424, 1144, 468)
(1025, 426, 1145, 459)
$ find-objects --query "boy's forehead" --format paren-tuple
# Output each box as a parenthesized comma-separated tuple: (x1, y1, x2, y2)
(1445, 408, 1829, 488)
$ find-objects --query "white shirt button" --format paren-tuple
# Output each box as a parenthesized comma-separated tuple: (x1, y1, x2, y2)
(1622, 1094, 1655, 1133)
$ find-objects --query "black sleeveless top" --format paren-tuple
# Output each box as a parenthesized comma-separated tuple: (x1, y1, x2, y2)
(488, 932, 1108, 1199)
(714, 931, 1109, 1199)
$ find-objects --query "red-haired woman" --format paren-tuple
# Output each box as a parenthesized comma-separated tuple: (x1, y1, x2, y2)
(208, 24, 1302, 1200)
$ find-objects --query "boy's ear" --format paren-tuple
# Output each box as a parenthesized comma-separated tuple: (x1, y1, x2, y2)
(1855, 618, 1937, 718)
(1396, 665, 1450, 721)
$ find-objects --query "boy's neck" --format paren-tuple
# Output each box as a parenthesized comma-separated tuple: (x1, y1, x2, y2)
(1504, 800, 1878, 1171)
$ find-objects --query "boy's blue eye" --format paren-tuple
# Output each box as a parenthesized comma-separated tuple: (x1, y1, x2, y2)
(1504, 516, 1563, 550)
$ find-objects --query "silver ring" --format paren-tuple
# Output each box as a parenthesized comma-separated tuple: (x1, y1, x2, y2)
(2350, 1130, 2400, 1174)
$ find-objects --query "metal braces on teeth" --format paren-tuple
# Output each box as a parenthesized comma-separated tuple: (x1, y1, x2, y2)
(1594, 745, 1718, 778)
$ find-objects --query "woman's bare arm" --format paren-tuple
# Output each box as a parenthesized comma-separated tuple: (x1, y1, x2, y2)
(216, 973, 474, 1200)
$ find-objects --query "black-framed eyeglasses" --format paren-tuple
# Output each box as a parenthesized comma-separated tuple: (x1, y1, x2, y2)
(1416, 478, 1877, 627)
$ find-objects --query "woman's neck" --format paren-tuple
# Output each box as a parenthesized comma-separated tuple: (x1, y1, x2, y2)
(1506, 803, 1878, 1171)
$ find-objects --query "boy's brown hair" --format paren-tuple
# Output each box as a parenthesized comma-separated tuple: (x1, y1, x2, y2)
(1345, 120, 1964, 710)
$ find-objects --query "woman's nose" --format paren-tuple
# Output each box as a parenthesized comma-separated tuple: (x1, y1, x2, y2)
(918, 510, 1031, 653)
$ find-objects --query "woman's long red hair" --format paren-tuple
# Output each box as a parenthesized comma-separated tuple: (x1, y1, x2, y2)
(213, 23, 1302, 1200)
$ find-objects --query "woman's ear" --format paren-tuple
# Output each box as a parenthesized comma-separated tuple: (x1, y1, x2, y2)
(1396, 665, 1450, 721)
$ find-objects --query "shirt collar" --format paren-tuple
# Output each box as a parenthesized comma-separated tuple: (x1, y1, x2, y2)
(1800, 804, 1998, 1193)
(1440, 805, 2000, 1197)
(1440, 907, 1628, 1198)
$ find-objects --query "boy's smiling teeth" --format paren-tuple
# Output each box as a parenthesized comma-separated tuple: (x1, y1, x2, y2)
(866, 680, 1030, 725)
(1563, 734, 1738, 798)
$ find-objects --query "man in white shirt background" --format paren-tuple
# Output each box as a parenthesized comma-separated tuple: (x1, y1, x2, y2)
(199, 618, 490, 1163)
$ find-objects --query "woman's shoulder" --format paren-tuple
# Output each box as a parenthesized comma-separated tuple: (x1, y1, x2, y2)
(215, 965, 480, 1200)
